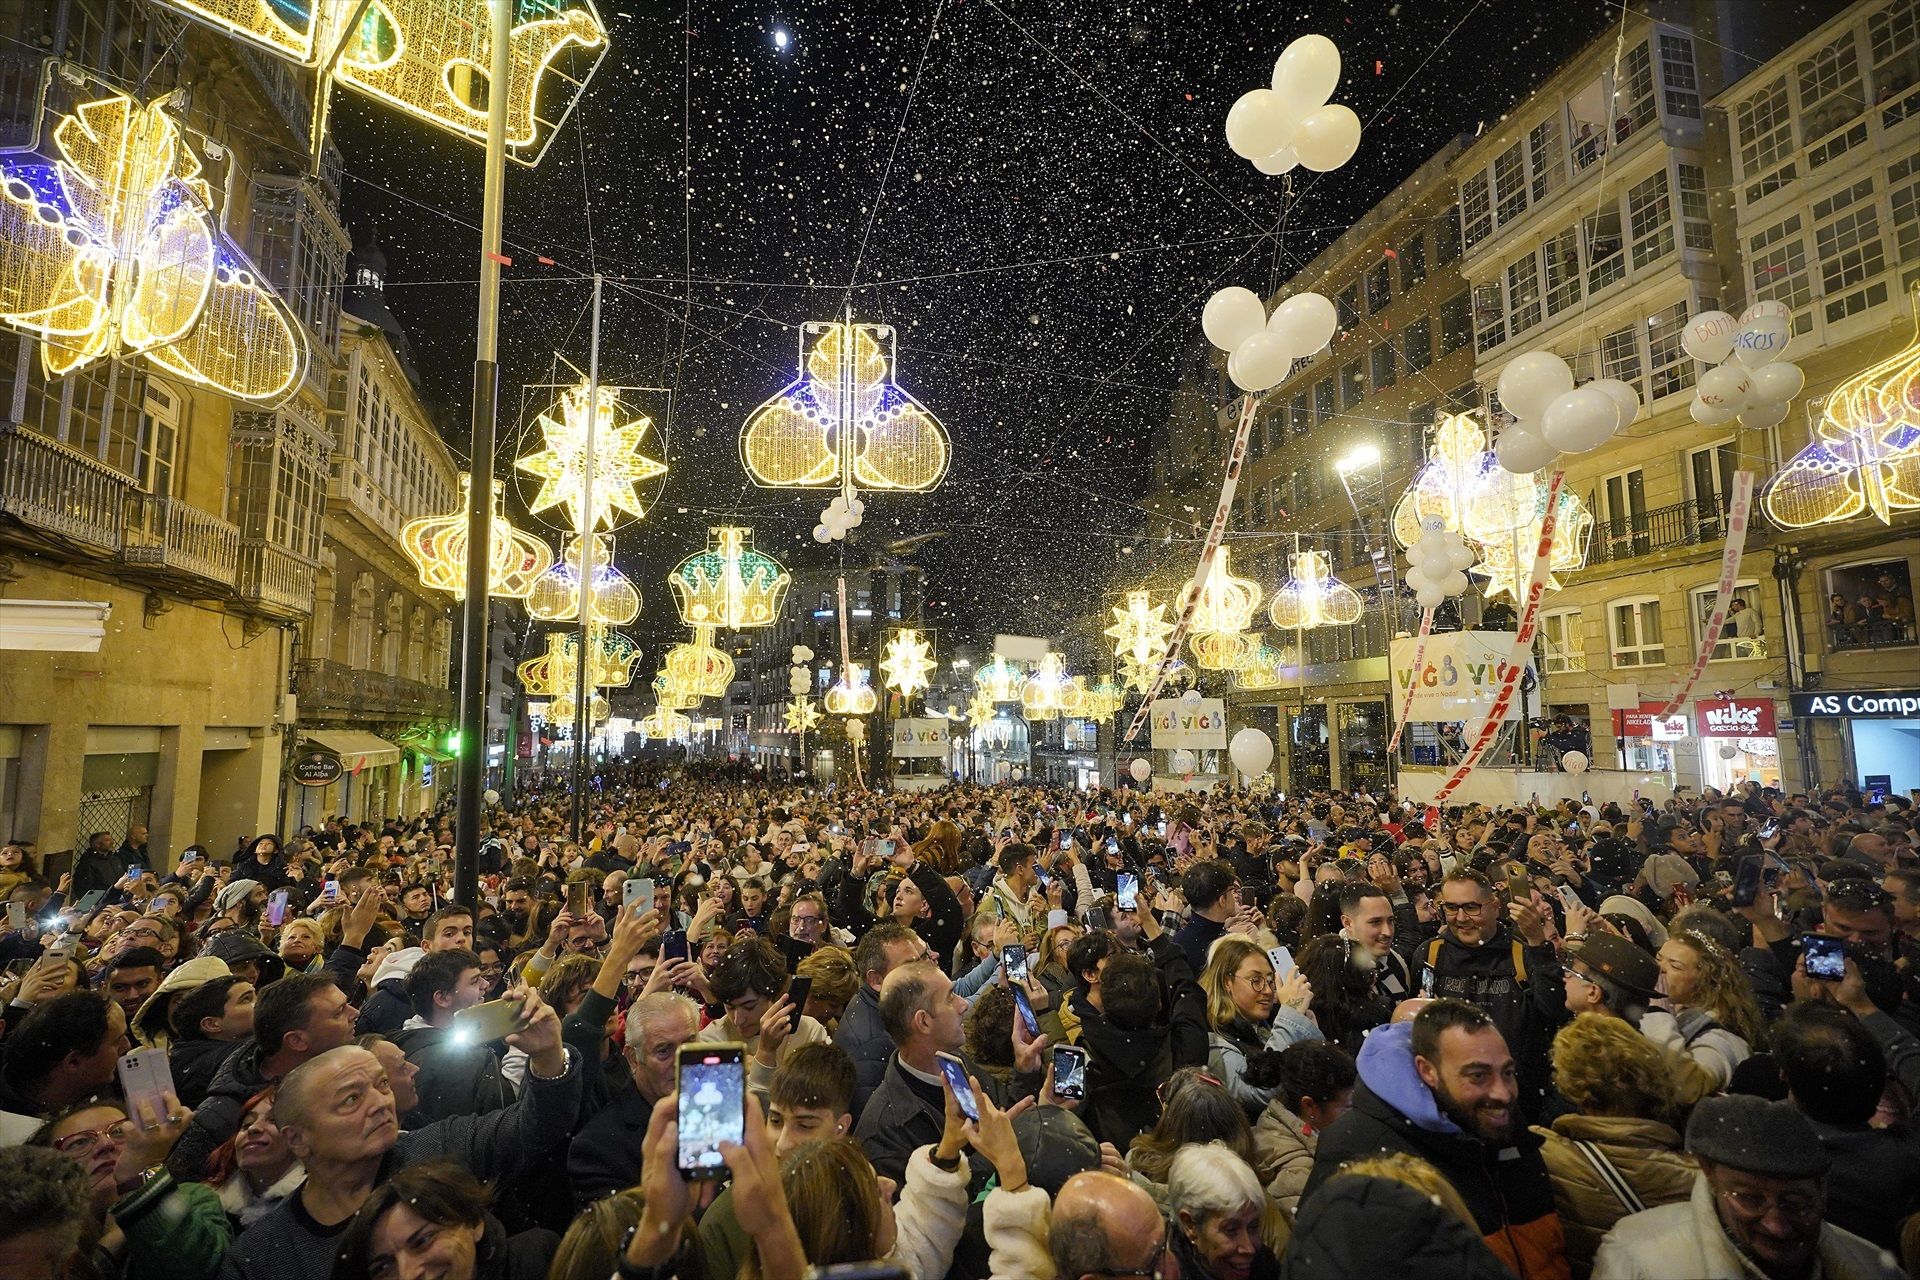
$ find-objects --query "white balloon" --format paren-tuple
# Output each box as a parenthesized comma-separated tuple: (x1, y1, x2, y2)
(482, 789, 501, 806)
(1225, 88, 1298, 161)
(827, 495, 849, 517)
(1416, 585, 1445, 609)
(812, 523, 832, 543)
(848, 497, 865, 518)
(1496, 351, 1575, 422)
(789, 671, 810, 695)
(1227, 331, 1293, 392)
(1202, 286, 1268, 352)
(1495, 425, 1559, 474)
(1449, 544, 1477, 571)
(1681, 310, 1740, 364)
(1271, 33, 1342, 113)
(1739, 400, 1792, 430)
(1696, 363, 1753, 414)
(1718, 744, 1739, 761)
(1229, 727, 1275, 779)
(1732, 315, 1791, 369)
(1253, 146, 1299, 176)
(1129, 757, 1152, 784)
(1588, 377, 1642, 430)
(1269, 291, 1338, 355)
(1561, 750, 1590, 774)
(1540, 386, 1621, 453)
(1406, 540, 1432, 567)
(1689, 395, 1741, 427)
(1170, 749, 1198, 775)
(1292, 104, 1362, 172)
(1181, 688, 1204, 707)
(1748, 361, 1805, 405)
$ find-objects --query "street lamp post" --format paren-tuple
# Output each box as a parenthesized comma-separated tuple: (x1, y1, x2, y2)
(1336, 444, 1400, 792)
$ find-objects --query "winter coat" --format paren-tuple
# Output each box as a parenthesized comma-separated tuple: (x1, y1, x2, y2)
(567, 1081, 656, 1208)
(854, 1052, 1018, 1189)
(109, 1169, 232, 1280)
(1208, 1007, 1322, 1119)
(1252, 1100, 1317, 1214)
(1303, 1022, 1569, 1280)
(1636, 1009, 1749, 1093)
(1591, 1174, 1902, 1280)
(1279, 1173, 1518, 1280)
(835, 984, 891, 1116)
(1531, 1114, 1694, 1280)
(353, 975, 414, 1036)
(390, 1016, 517, 1121)
(213, 1162, 305, 1229)
(1809, 1116, 1920, 1253)
(1072, 989, 1204, 1151)
(1423, 926, 1564, 1105)
(167, 1036, 245, 1109)
(983, 1184, 1056, 1280)
(169, 1039, 274, 1180)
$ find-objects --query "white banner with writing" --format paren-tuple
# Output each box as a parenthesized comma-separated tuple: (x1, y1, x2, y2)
(1150, 698, 1228, 749)
(890, 717, 951, 758)
(1389, 631, 1536, 723)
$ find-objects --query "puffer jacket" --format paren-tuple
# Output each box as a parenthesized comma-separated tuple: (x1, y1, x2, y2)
(1531, 1114, 1694, 1280)
(1591, 1174, 1902, 1280)
(1252, 1100, 1317, 1214)
(1279, 1173, 1517, 1280)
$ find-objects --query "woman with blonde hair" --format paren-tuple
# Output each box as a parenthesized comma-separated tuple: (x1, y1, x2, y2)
(1533, 1014, 1694, 1279)
(1644, 928, 1765, 1088)
(1200, 937, 1320, 1118)
(739, 1135, 968, 1280)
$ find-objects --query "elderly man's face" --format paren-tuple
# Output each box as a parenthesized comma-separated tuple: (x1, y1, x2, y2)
(1703, 1161, 1824, 1278)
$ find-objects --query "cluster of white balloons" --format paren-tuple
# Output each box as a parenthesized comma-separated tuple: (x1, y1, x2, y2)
(1405, 518, 1475, 610)
(1224, 34, 1363, 175)
(1229, 727, 1274, 780)
(1682, 303, 1805, 430)
(812, 494, 864, 543)
(1202, 286, 1338, 393)
(1493, 350, 1642, 475)
(788, 644, 814, 696)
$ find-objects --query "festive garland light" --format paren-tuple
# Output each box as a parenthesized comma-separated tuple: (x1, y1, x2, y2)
(824, 663, 878, 716)
(974, 656, 1026, 703)
(1232, 641, 1290, 691)
(880, 628, 938, 696)
(1081, 677, 1127, 720)
(668, 526, 790, 630)
(0, 84, 307, 403)
(526, 533, 641, 625)
(516, 380, 667, 533)
(741, 319, 949, 492)
(639, 707, 692, 740)
(965, 689, 997, 730)
(1190, 628, 1261, 671)
(1268, 549, 1364, 630)
(1178, 546, 1263, 636)
(1106, 589, 1176, 669)
(403, 474, 553, 600)
(783, 697, 822, 734)
(1764, 302, 1920, 528)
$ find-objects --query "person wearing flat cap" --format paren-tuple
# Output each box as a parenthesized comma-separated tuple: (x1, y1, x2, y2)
(1591, 1093, 1903, 1280)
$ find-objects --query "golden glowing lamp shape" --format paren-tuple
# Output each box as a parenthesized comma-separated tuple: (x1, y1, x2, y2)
(1190, 629, 1261, 671)
(741, 320, 949, 492)
(1765, 305, 1920, 529)
(526, 533, 640, 625)
(880, 629, 938, 696)
(975, 656, 1025, 703)
(669, 526, 791, 630)
(517, 381, 667, 533)
(549, 690, 608, 726)
(651, 671, 701, 712)
(1106, 589, 1176, 668)
(1082, 677, 1127, 720)
(784, 697, 822, 734)
(665, 628, 734, 698)
(1179, 547, 1263, 636)
(1269, 550, 1365, 630)
(639, 707, 692, 740)
(824, 663, 878, 717)
(0, 86, 307, 403)
(403, 474, 553, 600)
(1020, 654, 1074, 720)
(153, 1, 609, 167)
(517, 626, 638, 696)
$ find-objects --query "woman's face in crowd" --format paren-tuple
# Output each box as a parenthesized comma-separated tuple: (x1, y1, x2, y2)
(48, 1103, 128, 1205)
(1655, 939, 1702, 1004)
(236, 1098, 293, 1178)
(366, 1203, 481, 1280)
(892, 877, 926, 919)
(1228, 953, 1277, 1022)
(1185, 1202, 1262, 1280)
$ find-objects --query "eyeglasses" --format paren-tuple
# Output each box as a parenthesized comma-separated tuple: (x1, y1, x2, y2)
(52, 1120, 130, 1156)
(1439, 900, 1488, 915)
(1235, 970, 1277, 992)
(1718, 1187, 1822, 1222)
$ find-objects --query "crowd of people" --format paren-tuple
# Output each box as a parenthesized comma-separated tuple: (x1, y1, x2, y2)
(1, 762, 1918, 1280)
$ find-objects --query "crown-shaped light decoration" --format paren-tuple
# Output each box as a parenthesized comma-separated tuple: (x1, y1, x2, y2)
(965, 688, 997, 730)
(1106, 590, 1176, 669)
(639, 707, 693, 740)
(1764, 302, 1920, 528)
(651, 670, 702, 712)
(880, 628, 938, 696)
(975, 655, 1026, 703)
(1269, 550, 1365, 629)
(549, 689, 609, 726)
(516, 626, 640, 696)
(0, 82, 307, 403)
(404, 475, 554, 600)
(1390, 411, 1593, 601)
(1179, 547, 1263, 635)
(1232, 641, 1290, 691)
(526, 533, 641, 625)
(664, 627, 734, 698)
(783, 697, 822, 734)
(741, 319, 949, 492)
(1190, 629, 1262, 671)
(517, 380, 667, 533)
(1020, 654, 1075, 720)
(1081, 677, 1127, 720)
(669, 526, 791, 629)
(824, 663, 878, 716)
(152, 1, 610, 167)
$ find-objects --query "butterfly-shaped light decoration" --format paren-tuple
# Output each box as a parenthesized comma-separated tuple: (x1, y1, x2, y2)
(0, 84, 307, 402)
(517, 380, 668, 533)
(526, 533, 641, 625)
(403, 475, 554, 600)
(741, 320, 950, 492)
(669, 526, 790, 630)
(1106, 589, 1176, 669)
(784, 698, 822, 735)
(880, 629, 937, 697)
(824, 663, 879, 717)
(1764, 304, 1920, 529)
(152, 1, 609, 167)
(1269, 550, 1365, 630)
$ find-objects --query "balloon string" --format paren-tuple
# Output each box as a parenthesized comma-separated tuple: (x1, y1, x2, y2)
(1655, 471, 1756, 718)
(1385, 608, 1434, 756)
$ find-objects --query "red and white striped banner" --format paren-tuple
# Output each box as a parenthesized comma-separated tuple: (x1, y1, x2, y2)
(1123, 395, 1260, 744)
(1425, 470, 1566, 811)
(1385, 607, 1435, 755)
(1655, 470, 1756, 719)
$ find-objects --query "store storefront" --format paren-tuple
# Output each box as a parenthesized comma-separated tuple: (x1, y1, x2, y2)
(1613, 703, 1687, 775)
(1694, 698, 1781, 791)
(1789, 689, 1920, 799)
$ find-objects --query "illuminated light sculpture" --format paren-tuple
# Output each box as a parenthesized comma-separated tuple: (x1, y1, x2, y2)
(548, 689, 608, 726)
(965, 689, 997, 730)
(639, 707, 692, 740)
(1179, 547, 1263, 636)
(824, 663, 878, 717)
(1020, 654, 1075, 720)
(1082, 677, 1127, 720)
(516, 626, 638, 696)
(1233, 642, 1289, 692)
(1121, 652, 1193, 694)
(1390, 412, 1593, 602)
(784, 697, 822, 734)
(0, 84, 307, 403)
(517, 380, 668, 533)
(152, 1, 610, 167)
(1106, 590, 1176, 670)
(404, 474, 553, 600)
(741, 319, 949, 492)
(1190, 629, 1261, 672)
(651, 671, 701, 712)
(664, 630, 734, 698)
(526, 534, 640, 625)
(669, 526, 791, 630)
(1269, 550, 1365, 629)
(1763, 305, 1920, 528)
(880, 629, 938, 697)
(975, 656, 1026, 703)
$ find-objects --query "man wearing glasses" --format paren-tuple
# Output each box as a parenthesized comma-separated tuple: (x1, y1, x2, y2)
(1046, 1170, 1171, 1280)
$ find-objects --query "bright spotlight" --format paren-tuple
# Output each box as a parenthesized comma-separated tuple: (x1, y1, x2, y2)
(1336, 445, 1380, 475)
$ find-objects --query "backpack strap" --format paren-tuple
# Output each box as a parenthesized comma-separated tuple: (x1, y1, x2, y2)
(1570, 1138, 1647, 1216)
(1426, 936, 1443, 972)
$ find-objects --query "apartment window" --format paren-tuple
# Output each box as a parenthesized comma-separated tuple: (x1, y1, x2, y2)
(1735, 74, 1796, 187)
(1600, 322, 1644, 400)
(1529, 117, 1564, 202)
(1610, 596, 1665, 668)
(1798, 31, 1865, 144)
(1313, 377, 1336, 423)
(1568, 73, 1609, 171)
(1813, 177, 1889, 323)
(1586, 206, 1625, 292)
(1870, 1, 1920, 98)
(135, 381, 181, 500)
(1439, 292, 1472, 356)
(1687, 439, 1740, 536)
(1618, 41, 1658, 141)
(1543, 228, 1582, 316)
(1337, 283, 1361, 332)
(1647, 302, 1693, 400)
(1367, 260, 1392, 313)
(1890, 154, 1920, 292)
(1599, 467, 1648, 559)
(1677, 164, 1712, 251)
(1289, 391, 1312, 438)
(1341, 356, 1366, 409)
(1434, 209, 1463, 266)
(1541, 609, 1585, 673)
(1403, 316, 1432, 374)
(1400, 232, 1428, 290)
(1443, 381, 1479, 414)
(1461, 172, 1492, 250)
(1251, 485, 1269, 525)
(1370, 342, 1397, 392)
(1297, 465, 1318, 507)
(1660, 33, 1701, 119)
(1747, 214, 1814, 328)
(1506, 252, 1543, 337)
(1273, 476, 1294, 516)
(1472, 280, 1506, 354)
(1690, 581, 1765, 661)
(1627, 172, 1675, 270)
(1494, 141, 1529, 225)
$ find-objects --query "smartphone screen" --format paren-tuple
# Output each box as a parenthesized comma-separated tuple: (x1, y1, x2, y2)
(1156, 820, 1168, 837)
(6, 902, 25, 931)
(1051, 1045, 1088, 1100)
(876, 839, 896, 859)
(1555, 885, 1582, 914)
(1732, 856, 1763, 908)
(322, 879, 340, 902)
(1116, 873, 1139, 911)
(1011, 984, 1040, 1038)
(126, 864, 142, 881)
(1001, 944, 1029, 983)
(266, 890, 289, 927)
(1267, 945, 1295, 977)
(1803, 934, 1847, 982)
(1058, 832, 1073, 851)
(451, 997, 528, 1045)
(784, 977, 812, 1032)
(624, 878, 654, 910)
(935, 1051, 979, 1122)
(74, 890, 105, 915)
(678, 1044, 746, 1178)
(117, 1047, 176, 1125)
(1757, 819, 1780, 841)
(1506, 869, 1530, 902)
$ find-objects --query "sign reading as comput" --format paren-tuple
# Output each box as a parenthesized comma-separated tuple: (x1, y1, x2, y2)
(1388, 632, 1533, 724)
(890, 717, 950, 758)
(1790, 689, 1920, 719)
(1150, 698, 1227, 749)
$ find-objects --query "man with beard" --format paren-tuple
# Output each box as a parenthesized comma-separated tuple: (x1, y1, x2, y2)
(1302, 999, 1569, 1280)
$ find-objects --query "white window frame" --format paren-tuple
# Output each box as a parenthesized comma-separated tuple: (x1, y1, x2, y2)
(1609, 596, 1666, 668)
(1541, 608, 1585, 674)
(1689, 579, 1766, 662)
(136, 380, 181, 499)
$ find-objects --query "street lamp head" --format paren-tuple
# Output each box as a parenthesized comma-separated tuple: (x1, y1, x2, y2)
(1336, 445, 1380, 476)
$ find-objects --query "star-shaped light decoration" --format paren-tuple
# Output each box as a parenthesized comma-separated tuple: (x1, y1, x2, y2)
(516, 380, 668, 533)
(1121, 653, 1193, 693)
(784, 698, 822, 734)
(965, 689, 997, 730)
(1106, 590, 1176, 669)
(1269, 550, 1365, 629)
(880, 629, 937, 696)
(824, 663, 878, 717)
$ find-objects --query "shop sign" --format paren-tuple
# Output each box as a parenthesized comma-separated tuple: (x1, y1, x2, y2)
(1694, 698, 1777, 738)
(419, 760, 436, 788)
(1618, 703, 1688, 739)
(1150, 698, 1228, 749)
(1790, 689, 1920, 719)
(1388, 631, 1531, 724)
(291, 750, 342, 787)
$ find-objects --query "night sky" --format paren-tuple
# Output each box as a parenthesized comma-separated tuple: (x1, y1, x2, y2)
(335, 0, 1672, 663)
